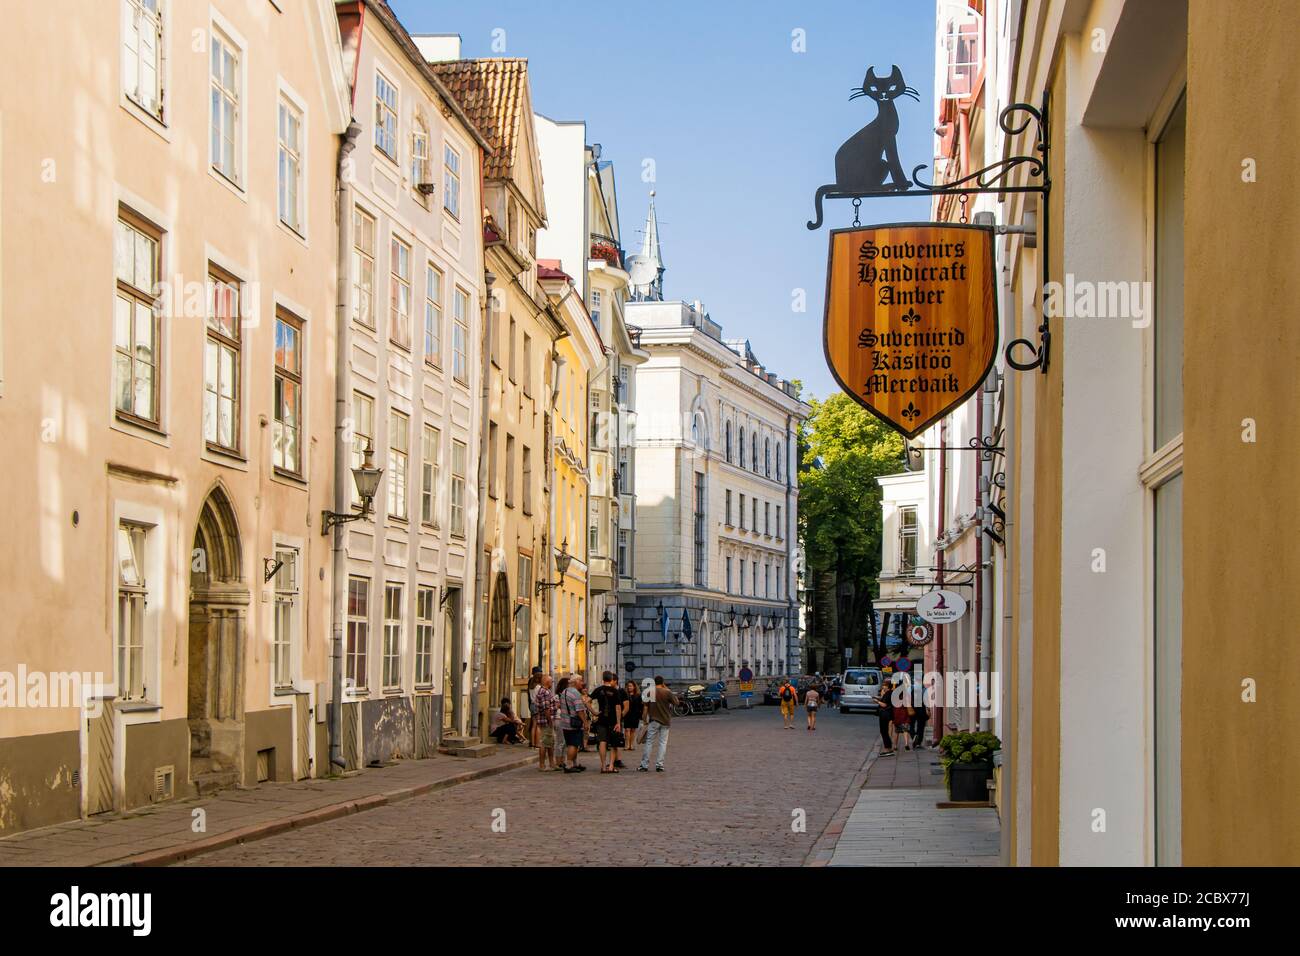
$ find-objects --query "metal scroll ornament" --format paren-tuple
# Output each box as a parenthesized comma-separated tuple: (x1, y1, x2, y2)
(808, 67, 1052, 374)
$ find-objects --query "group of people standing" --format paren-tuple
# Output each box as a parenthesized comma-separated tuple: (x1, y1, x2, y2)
(873, 675, 930, 755)
(505, 668, 681, 774)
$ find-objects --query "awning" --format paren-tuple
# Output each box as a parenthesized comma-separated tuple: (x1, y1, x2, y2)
(874, 598, 918, 611)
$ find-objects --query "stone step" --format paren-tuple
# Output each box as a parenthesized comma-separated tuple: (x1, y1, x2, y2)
(437, 741, 498, 758)
(192, 769, 239, 796)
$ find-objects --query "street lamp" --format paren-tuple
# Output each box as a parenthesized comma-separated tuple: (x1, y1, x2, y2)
(321, 443, 384, 535)
(726, 606, 737, 629)
(535, 538, 573, 594)
(591, 607, 613, 646)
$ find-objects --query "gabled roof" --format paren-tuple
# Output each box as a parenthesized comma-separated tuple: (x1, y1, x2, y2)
(428, 58, 531, 180)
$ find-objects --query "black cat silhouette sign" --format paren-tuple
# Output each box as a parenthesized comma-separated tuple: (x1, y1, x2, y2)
(823, 222, 998, 439)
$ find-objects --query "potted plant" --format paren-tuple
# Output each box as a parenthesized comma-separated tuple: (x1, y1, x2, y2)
(937, 731, 1000, 802)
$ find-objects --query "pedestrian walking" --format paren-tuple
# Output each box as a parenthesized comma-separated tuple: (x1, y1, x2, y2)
(891, 678, 914, 751)
(553, 677, 571, 765)
(577, 675, 594, 752)
(622, 679, 643, 755)
(559, 676, 588, 772)
(526, 666, 543, 747)
(532, 674, 559, 772)
(589, 671, 625, 773)
(637, 675, 678, 772)
(909, 679, 930, 749)
(804, 684, 821, 731)
(874, 679, 895, 756)
(777, 677, 799, 729)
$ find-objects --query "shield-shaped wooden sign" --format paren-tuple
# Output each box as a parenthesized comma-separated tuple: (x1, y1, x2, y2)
(823, 222, 998, 438)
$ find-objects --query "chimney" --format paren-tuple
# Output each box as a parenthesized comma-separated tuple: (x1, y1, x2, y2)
(410, 34, 462, 63)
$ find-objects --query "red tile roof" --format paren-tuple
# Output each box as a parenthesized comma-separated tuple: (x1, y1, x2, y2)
(427, 59, 531, 180)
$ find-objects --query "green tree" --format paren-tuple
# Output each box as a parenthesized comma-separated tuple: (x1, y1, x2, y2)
(798, 393, 905, 664)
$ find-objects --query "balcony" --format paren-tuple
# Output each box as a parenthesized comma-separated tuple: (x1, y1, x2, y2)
(589, 235, 623, 269)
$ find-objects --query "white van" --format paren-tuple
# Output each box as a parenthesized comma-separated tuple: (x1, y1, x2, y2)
(840, 667, 883, 713)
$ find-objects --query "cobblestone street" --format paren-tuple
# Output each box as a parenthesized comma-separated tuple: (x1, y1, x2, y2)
(185, 706, 875, 867)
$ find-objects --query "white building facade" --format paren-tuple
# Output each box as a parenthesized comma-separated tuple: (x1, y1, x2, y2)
(626, 286, 808, 683)
(333, 11, 489, 761)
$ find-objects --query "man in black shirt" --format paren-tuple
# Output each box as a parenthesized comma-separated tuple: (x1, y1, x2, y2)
(589, 671, 626, 773)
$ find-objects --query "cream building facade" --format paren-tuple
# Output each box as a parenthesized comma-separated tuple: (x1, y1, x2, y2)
(330, 5, 489, 763)
(0, 0, 350, 833)
(937, 0, 1300, 866)
(534, 115, 647, 679)
(428, 56, 561, 736)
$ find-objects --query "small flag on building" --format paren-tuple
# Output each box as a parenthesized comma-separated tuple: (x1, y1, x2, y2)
(681, 608, 693, 642)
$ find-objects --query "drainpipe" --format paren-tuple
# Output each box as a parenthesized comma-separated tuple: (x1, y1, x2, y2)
(470, 271, 497, 740)
(329, 118, 363, 770)
(979, 374, 996, 732)
(934, 418, 947, 738)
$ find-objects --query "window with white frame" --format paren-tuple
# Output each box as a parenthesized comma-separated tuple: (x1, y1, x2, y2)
(452, 287, 469, 383)
(273, 311, 302, 475)
(346, 576, 370, 692)
(114, 213, 162, 426)
(411, 116, 430, 190)
(351, 392, 374, 506)
(203, 270, 241, 452)
(505, 433, 516, 508)
(941, 7, 983, 100)
(273, 547, 298, 689)
(590, 289, 602, 325)
(725, 489, 733, 526)
(383, 583, 402, 690)
(522, 333, 533, 397)
(116, 521, 150, 700)
(726, 555, 733, 593)
(278, 97, 303, 232)
(388, 409, 409, 520)
(899, 506, 918, 573)
(421, 424, 440, 527)
(353, 208, 376, 328)
(514, 556, 532, 680)
(618, 529, 628, 577)
(390, 236, 412, 351)
(450, 439, 467, 537)
(374, 71, 398, 162)
(210, 29, 241, 183)
(522, 445, 533, 515)
(508, 316, 517, 384)
(415, 587, 435, 687)
(443, 143, 461, 218)
(424, 264, 442, 367)
(122, 0, 164, 120)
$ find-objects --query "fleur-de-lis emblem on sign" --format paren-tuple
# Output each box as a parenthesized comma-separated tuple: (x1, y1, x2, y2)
(901, 402, 920, 421)
(901, 308, 922, 326)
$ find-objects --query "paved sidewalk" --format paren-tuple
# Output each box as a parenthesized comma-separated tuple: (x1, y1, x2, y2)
(0, 746, 536, 867)
(825, 742, 1002, 866)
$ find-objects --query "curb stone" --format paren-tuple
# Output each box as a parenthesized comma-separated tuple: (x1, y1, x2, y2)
(110, 754, 537, 867)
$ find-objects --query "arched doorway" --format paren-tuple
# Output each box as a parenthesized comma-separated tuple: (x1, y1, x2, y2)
(486, 571, 512, 731)
(188, 485, 250, 789)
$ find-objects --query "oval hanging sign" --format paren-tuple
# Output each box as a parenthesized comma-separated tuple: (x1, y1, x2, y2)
(916, 589, 968, 624)
(823, 222, 998, 438)
(906, 620, 934, 647)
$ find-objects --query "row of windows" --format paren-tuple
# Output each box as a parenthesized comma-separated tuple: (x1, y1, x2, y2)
(352, 207, 471, 381)
(491, 313, 536, 398)
(116, 524, 304, 700)
(723, 419, 785, 482)
(345, 578, 450, 693)
(486, 423, 536, 516)
(373, 67, 462, 218)
(121, 3, 463, 232)
(123, 2, 311, 234)
(114, 212, 304, 474)
(723, 489, 783, 539)
(723, 555, 787, 600)
(350, 393, 470, 535)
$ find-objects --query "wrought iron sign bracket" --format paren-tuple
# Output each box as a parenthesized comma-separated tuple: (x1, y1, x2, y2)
(809, 91, 1052, 374)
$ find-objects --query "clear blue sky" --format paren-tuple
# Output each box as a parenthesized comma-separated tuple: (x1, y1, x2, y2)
(391, 0, 936, 401)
